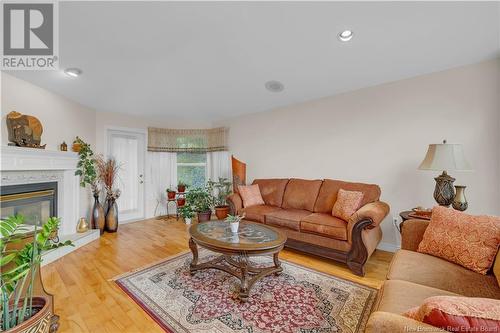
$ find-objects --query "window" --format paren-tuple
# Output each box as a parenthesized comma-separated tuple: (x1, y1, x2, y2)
(177, 152, 206, 188)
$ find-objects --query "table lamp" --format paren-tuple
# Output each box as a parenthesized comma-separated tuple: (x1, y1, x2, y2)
(418, 140, 472, 206)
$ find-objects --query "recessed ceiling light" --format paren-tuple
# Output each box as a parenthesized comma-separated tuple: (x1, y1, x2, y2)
(64, 68, 82, 77)
(338, 30, 354, 42)
(265, 80, 284, 92)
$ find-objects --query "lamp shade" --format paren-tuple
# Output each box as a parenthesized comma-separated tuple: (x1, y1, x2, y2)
(418, 142, 472, 171)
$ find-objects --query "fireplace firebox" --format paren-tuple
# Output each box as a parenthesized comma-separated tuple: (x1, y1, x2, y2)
(0, 182, 57, 226)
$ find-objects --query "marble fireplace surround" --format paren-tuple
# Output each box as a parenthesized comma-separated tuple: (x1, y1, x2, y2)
(1, 146, 99, 264)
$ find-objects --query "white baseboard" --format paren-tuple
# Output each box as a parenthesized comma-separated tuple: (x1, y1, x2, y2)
(42, 229, 100, 266)
(377, 242, 400, 253)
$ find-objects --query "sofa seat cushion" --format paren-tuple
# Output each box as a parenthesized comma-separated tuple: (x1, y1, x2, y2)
(265, 209, 311, 231)
(300, 213, 348, 240)
(241, 205, 282, 223)
(282, 179, 323, 211)
(388, 250, 500, 299)
(376, 280, 458, 314)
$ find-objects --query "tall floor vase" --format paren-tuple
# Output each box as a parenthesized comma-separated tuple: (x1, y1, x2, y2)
(105, 198, 119, 232)
(91, 193, 106, 235)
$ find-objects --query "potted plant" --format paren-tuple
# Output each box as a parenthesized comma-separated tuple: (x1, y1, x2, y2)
(167, 188, 176, 200)
(207, 178, 233, 220)
(177, 181, 187, 193)
(74, 137, 105, 234)
(225, 214, 245, 233)
(178, 205, 195, 224)
(185, 187, 214, 222)
(1, 215, 73, 333)
(96, 156, 121, 233)
(176, 196, 186, 207)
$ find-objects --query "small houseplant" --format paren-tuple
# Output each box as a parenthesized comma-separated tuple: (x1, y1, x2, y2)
(225, 214, 245, 233)
(185, 187, 214, 222)
(177, 181, 187, 193)
(207, 178, 232, 220)
(1, 215, 73, 333)
(166, 188, 176, 200)
(178, 205, 195, 224)
(74, 137, 105, 234)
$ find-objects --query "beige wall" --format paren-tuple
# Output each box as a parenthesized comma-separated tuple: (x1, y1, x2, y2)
(1, 72, 97, 219)
(218, 59, 500, 249)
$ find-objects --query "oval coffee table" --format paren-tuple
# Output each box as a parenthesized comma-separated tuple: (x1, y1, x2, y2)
(188, 220, 287, 301)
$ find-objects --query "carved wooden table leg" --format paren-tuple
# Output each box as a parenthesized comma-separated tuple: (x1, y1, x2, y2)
(273, 252, 282, 275)
(189, 237, 198, 275)
(238, 254, 250, 301)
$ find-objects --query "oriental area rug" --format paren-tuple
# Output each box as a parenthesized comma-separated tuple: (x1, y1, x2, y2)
(114, 250, 377, 333)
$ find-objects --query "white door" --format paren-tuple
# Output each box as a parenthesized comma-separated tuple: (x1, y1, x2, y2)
(106, 128, 145, 222)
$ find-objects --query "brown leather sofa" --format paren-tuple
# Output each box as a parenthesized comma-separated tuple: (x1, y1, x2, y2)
(366, 219, 500, 332)
(227, 178, 390, 276)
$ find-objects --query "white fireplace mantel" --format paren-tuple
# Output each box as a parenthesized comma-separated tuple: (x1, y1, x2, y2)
(1, 146, 99, 264)
(1, 146, 79, 171)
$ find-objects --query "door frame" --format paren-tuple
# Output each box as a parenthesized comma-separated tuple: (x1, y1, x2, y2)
(104, 126, 147, 223)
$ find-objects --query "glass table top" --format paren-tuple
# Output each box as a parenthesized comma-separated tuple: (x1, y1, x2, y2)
(194, 221, 279, 245)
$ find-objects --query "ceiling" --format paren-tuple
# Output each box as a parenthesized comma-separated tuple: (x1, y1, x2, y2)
(5, 1, 500, 123)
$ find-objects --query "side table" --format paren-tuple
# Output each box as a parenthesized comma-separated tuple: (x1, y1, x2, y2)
(399, 210, 430, 232)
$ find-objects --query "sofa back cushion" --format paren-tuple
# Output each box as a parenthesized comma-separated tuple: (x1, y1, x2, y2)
(314, 179, 381, 213)
(252, 179, 289, 207)
(282, 178, 322, 211)
(418, 206, 500, 275)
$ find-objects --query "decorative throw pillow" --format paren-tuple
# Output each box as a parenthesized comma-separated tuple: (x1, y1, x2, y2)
(418, 206, 500, 275)
(332, 189, 364, 221)
(238, 184, 265, 208)
(403, 296, 500, 332)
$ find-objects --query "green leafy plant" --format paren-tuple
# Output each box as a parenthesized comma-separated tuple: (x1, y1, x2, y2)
(225, 214, 245, 224)
(166, 188, 176, 193)
(1, 215, 73, 330)
(185, 187, 214, 213)
(177, 181, 187, 188)
(178, 205, 195, 219)
(207, 178, 232, 207)
(74, 137, 98, 193)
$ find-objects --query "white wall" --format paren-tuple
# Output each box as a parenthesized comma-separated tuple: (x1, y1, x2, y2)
(218, 59, 500, 249)
(1, 72, 97, 220)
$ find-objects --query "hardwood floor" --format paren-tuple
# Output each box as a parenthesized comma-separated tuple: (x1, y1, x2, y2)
(41, 218, 393, 333)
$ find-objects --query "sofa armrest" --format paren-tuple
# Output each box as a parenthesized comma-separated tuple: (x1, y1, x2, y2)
(366, 311, 446, 333)
(227, 193, 243, 215)
(347, 201, 390, 242)
(401, 219, 430, 251)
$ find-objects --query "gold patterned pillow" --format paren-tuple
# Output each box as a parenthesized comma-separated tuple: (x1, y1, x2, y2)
(332, 189, 364, 221)
(418, 206, 500, 275)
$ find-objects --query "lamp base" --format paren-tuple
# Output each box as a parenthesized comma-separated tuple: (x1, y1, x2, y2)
(433, 171, 455, 207)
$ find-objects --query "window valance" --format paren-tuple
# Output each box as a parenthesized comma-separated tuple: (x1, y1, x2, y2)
(148, 127, 228, 152)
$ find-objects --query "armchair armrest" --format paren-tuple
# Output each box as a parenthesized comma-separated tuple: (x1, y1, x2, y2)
(401, 218, 430, 251)
(366, 312, 446, 333)
(347, 201, 390, 243)
(227, 193, 243, 215)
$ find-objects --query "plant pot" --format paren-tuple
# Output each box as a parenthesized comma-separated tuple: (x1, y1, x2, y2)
(4, 296, 53, 333)
(177, 185, 186, 193)
(105, 198, 119, 232)
(215, 206, 230, 220)
(230, 222, 239, 233)
(176, 198, 186, 207)
(167, 191, 176, 200)
(197, 211, 212, 222)
(91, 193, 105, 235)
(184, 217, 192, 225)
